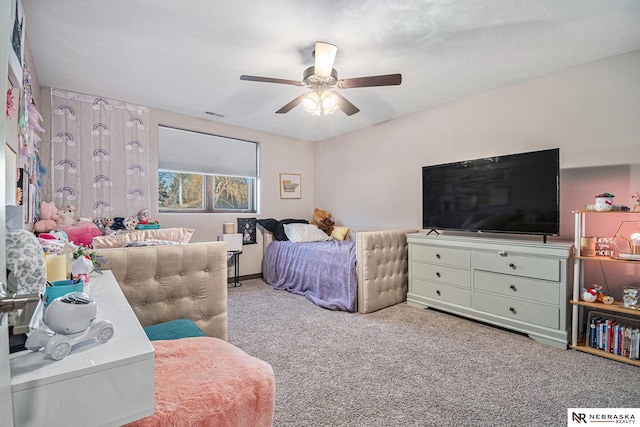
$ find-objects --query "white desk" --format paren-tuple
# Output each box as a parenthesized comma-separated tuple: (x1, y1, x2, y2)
(10, 270, 155, 427)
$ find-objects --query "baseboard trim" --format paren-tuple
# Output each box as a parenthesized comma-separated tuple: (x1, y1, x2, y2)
(227, 273, 262, 284)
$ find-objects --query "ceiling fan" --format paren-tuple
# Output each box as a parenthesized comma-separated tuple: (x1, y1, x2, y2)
(240, 42, 402, 117)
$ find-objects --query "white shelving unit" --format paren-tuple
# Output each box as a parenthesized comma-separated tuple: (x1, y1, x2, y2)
(570, 210, 640, 367)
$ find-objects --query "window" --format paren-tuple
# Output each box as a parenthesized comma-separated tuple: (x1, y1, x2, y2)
(158, 126, 258, 213)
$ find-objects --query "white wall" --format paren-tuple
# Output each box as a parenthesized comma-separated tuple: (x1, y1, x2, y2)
(314, 50, 640, 293)
(315, 50, 640, 235)
(149, 109, 315, 276)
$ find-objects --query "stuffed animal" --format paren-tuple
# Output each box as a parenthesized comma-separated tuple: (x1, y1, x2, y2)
(137, 209, 151, 224)
(34, 201, 60, 233)
(122, 215, 138, 231)
(136, 209, 159, 228)
(57, 205, 78, 226)
(112, 217, 125, 231)
(310, 208, 335, 236)
(93, 217, 106, 233)
(103, 218, 118, 235)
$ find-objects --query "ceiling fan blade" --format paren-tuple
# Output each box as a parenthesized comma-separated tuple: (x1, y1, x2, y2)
(275, 93, 308, 114)
(339, 73, 402, 89)
(240, 75, 303, 86)
(314, 42, 337, 77)
(334, 92, 360, 116)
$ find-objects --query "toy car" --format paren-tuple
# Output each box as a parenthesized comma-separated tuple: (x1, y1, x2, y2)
(25, 292, 114, 360)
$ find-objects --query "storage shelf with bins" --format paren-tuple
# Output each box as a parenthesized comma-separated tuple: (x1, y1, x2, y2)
(571, 210, 640, 366)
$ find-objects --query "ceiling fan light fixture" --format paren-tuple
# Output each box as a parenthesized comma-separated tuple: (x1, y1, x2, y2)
(302, 92, 321, 113)
(314, 42, 337, 77)
(321, 91, 338, 112)
(303, 90, 339, 117)
(241, 42, 401, 117)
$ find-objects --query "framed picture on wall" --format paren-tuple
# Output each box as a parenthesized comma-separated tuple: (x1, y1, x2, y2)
(237, 217, 257, 245)
(279, 173, 301, 199)
(8, 0, 25, 89)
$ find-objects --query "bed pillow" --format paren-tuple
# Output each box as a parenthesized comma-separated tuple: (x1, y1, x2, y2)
(284, 223, 333, 243)
(331, 226, 350, 241)
(258, 218, 308, 241)
(92, 227, 195, 248)
(143, 318, 206, 341)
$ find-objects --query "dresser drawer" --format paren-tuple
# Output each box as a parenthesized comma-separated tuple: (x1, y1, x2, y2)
(473, 292, 559, 329)
(473, 251, 560, 282)
(411, 245, 470, 268)
(412, 262, 470, 288)
(474, 271, 560, 305)
(411, 278, 471, 307)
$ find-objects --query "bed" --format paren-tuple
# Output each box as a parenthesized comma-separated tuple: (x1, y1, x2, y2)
(260, 224, 418, 313)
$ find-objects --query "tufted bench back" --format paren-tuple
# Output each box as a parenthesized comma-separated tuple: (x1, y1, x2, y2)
(96, 242, 228, 340)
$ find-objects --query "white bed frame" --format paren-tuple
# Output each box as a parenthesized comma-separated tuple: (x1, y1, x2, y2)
(261, 227, 418, 313)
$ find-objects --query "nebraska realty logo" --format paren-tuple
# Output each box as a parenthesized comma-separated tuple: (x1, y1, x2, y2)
(568, 408, 638, 425)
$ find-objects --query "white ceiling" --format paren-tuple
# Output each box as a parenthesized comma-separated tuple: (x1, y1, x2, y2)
(22, 0, 640, 142)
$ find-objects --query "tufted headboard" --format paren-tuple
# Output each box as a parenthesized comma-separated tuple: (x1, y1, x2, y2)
(354, 229, 418, 313)
(96, 242, 228, 340)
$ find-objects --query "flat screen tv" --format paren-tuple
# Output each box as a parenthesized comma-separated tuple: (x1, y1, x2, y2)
(422, 148, 559, 237)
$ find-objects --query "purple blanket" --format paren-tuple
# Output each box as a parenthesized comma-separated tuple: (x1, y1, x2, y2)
(263, 240, 357, 312)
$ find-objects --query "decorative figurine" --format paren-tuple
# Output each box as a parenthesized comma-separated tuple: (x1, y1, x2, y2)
(581, 287, 597, 303)
(622, 287, 639, 310)
(25, 292, 114, 360)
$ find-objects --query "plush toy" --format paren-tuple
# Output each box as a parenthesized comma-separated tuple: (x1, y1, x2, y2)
(310, 208, 335, 236)
(57, 205, 78, 226)
(123, 215, 138, 231)
(34, 201, 60, 233)
(93, 217, 106, 233)
(137, 209, 151, 224)
(103, 218, 118, 235)
(112, 217, 125, 231)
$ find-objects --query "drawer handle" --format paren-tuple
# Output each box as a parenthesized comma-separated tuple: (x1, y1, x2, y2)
(436, 290, 441, 296)
(509, 285, 517, 292)
(509, 307, 517, 314)
(435, 254, 441, 259)
(509, 263, 516, 270)
(436, 272, 441, 278)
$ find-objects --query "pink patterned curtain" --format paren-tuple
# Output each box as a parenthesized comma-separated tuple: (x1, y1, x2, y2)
(50, 89, 150, 220)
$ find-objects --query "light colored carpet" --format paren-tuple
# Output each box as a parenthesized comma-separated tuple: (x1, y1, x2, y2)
(227, 278, 640, 427)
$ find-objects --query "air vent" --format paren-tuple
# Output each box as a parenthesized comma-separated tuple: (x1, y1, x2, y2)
(205, 111, 225, 118)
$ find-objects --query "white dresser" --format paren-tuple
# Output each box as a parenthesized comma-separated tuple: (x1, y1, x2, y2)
(407, 233, 573, 349)
(10, 270, 155, 427)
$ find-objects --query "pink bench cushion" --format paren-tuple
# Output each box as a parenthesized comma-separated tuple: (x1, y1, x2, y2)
(125, 337, 275, 427)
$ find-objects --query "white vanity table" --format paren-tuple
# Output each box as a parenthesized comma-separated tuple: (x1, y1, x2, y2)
(10, 270, 155, 427)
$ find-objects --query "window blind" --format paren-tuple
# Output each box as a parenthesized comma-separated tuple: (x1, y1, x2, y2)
(158, 126, 258, 178)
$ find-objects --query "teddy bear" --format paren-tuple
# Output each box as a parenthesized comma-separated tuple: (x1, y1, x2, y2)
(310, 208, 335, 236)
(33, 201, 60, 233)
(112, 217, 125, 231)
(57, 205, 78, 226)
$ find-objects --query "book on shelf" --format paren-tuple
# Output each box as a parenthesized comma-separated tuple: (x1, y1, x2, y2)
(587, 310, 640, 360)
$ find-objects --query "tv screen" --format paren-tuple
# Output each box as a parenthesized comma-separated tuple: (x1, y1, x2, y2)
(422, 148, 559, 236)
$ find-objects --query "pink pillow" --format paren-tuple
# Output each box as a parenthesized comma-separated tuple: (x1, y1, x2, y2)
(56, 221, 102, 247)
